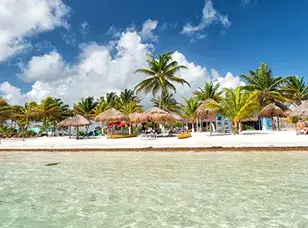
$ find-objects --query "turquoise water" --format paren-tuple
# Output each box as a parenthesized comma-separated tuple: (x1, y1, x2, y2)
(1, 152, 308, 227)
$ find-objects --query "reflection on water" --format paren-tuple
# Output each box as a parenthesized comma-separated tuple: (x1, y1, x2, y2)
(1, 152, 308, 227)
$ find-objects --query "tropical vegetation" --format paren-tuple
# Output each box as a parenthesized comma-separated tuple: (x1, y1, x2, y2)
(0, 54, 307, 137)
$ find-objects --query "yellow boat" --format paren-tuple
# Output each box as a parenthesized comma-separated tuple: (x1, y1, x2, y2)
(107, 133, 138, 139)
(177, 131, 191, 139)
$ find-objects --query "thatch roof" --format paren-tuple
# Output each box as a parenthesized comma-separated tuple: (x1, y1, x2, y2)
(259, 103, 285, 118)
(195, 99, 217, 117)
(170, 113, 184, 122)
(129, 112, 142, 123)
(58, 115, 90, 127)
(136, 107, 174, 123)
(95, 108, 129, 122)
(242, 112, 259, 122)
(290, 101, 308, 117)
(57, 117, 72, 127)
(201, 112, 217, 122)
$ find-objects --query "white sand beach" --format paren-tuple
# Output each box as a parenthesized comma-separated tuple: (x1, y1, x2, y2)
(1, 130, 308, 150)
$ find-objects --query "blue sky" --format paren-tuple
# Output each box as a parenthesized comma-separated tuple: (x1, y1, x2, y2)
(0, 0, 307, 105)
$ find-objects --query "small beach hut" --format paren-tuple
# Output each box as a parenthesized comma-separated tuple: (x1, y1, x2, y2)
(57, 115, 90, 139)
(195, 99, 217, 135)
(95, 108, 129, 134)
(290, 101, 308, 118)
(136, 107, 174, 123)
(259, 103, 289, 130)
(128, 112, 142, 124)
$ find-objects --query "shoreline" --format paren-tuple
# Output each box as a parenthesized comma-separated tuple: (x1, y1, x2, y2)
(1, 146, 308, 152)
(2, 131, 308, 152)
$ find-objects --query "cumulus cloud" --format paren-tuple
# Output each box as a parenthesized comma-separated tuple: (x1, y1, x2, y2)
(182, 0, 231, 41)
(138, 19, 159, 42)
(0, 22, 244, 106)
(19, 51, 71, 82)
(0, 0, 69, 62)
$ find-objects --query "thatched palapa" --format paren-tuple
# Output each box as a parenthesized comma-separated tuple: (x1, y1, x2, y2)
(195, 99, 217, 117)
(95, 108, 129, 123)
(170, 113, 184, 122)
(290, 101, 308, 117)
(259, 103, 285, 118)
(136, 107, 174, 123)
(128, 112, 142, 123)
(57, 115, 90, 127)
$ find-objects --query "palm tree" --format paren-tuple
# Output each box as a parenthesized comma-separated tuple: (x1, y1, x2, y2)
(241, 63, 286, 106)
(0, 98, 12, 124)
(120, 100, 143, 115)
(119, 89, 140, 104)
(181, 97, 199, 132)
(134, 52, 190, 108)
(280, 75, 308, 106)
(74, 96, 98, 120)
(151, 92, 181, 114)
(193, 81, 222, 102)
(204, 87, 260, 134)
(14, 103, 37, 138)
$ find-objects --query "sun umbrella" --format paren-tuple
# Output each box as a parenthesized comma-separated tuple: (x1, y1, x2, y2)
(290, 101, 308, 118)
(195, 99, 217, 136)
(136, 107, 174, 123)
(57, 115, 90, 139)
(128, 112, 142, 123)
(259, 103, 285, 118)
(94, 108, 129, 123)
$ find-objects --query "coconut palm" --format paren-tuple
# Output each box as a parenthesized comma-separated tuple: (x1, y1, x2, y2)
(181, 97, 199, 132)
(14, 102, 37, 138)
(74, 96, 98, 120)
(120, 100, 143, 115)
(151, 92, 181, 114)
(193, 81, 222, 102)
(119, 89, 140, 104)
(204, 87, 260, 134)
(241, 63, 286, 106)
(134, 52, 190, 108)
(280, 75, 308, 106)
(0, 98, 12, 123)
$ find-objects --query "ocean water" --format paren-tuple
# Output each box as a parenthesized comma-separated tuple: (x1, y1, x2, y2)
(1, 152, 308, 228)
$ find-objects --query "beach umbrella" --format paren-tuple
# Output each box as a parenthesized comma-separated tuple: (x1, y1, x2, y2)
(259, 103, 285, 118)
(290, 101, 308, 118)
(128, 112, 142, 124)
(57, 115, 90, 139)
(259, 103, 290, 130)
(170, 113, 184, 122)
(94, 108, 129, 123)
(195, 99, 217, 136)
(136, 107, 174, 123)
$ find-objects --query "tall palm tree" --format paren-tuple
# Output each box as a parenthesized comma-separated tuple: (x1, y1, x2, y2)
(204, 87, 260, 134)
(181, 97, 199, 132)
(193, 81, 222, 102)
(0, 98, 12, 124)
(134, 52, 190, 108)
(120, 100, 143, 115)
(241, 63, 286, 106)
(280, 75, 308, 106)
(14, 102, 37, 138)
(119, 89, 140, 104)
(74, 96, 98, 120)
(151, 92, 181, 114)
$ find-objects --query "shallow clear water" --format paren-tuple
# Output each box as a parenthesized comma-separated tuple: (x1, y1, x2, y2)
(1, 152, 308, 227)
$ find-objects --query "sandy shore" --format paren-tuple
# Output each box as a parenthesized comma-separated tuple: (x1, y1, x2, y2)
(1, 130, 308, 152)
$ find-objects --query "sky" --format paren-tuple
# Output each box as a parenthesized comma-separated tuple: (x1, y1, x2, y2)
(0, 0, 308, 106)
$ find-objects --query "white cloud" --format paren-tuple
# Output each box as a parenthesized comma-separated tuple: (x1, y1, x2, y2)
(80, 21, 89, 36)
(138, 19, 158, 42)
(0, 0, 69, 62)
(0, 82, 25, 105)
(0, 21, 244, 106)
(19, 51, 70, 82)
(182, 0, 231, 40)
